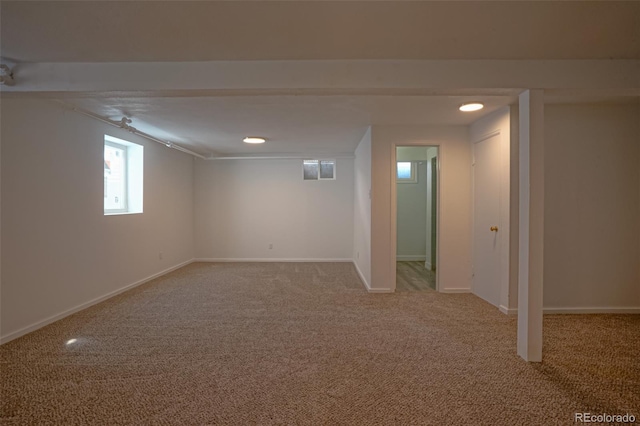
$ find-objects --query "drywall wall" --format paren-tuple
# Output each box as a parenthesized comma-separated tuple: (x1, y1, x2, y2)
(1, 98, 195, 342)
(469, 107, 512, 311)
(371, 125, 472, 292)
(353, 128, 372, 287)
(396, 146, 430, 162)
(194, 157, 354, 260)
(544, 103, 640, 310)
(396, 161, 427, 260)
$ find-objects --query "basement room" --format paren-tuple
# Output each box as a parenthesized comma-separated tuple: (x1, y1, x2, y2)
(1, 1, 639, 424)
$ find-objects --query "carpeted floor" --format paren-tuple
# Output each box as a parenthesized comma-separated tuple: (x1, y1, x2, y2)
(1, 262, 638, 425)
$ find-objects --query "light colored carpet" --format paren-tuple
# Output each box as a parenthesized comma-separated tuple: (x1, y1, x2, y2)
(1, 262, 638, 425)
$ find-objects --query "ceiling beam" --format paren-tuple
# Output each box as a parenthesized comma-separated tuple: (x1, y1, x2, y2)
(3, 60, 638, 97)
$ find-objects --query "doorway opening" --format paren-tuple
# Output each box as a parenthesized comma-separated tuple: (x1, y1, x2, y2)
(394, 145, 439, 292)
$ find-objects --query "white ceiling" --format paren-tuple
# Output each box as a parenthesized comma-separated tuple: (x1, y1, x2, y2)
(2, 1, 637, 157)
(2, 1, 639, 62)
(67, 95, 516, 156)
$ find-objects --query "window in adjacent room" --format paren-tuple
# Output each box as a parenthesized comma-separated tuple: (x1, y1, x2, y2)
(104, 135, 144, 215)
(303, 159, 336, 180)
(396, 161, 417, 183)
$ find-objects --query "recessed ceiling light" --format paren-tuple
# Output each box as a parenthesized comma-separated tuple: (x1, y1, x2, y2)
(459, 102, 484, 112)
(243, 137, 266, 144)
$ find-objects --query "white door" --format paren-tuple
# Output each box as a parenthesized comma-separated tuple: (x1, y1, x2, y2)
(473, 134, 501, 306)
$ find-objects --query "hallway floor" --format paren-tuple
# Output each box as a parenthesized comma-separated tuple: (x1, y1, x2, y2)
(396, 261, 436, 291)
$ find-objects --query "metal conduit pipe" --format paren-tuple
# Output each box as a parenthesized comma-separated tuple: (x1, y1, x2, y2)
(55, 100, 207, 159)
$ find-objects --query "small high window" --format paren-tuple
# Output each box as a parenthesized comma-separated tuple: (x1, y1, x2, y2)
(397, 161, 417, 183)
(104, 135, 143, 215)
(303, 159, 336, 180)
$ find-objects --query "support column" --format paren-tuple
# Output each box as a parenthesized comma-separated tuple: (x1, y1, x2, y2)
(517, 89, 544, 362)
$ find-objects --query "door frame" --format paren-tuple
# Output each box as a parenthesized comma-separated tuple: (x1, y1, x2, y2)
(430, 156, 438, 271)
(390, 143, 441, 292)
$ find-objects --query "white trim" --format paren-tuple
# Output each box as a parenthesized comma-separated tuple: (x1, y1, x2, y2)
(396, 255, 427, 262)
(353, 260, 392, 293)
(425, 261, 432, 270)
(0, 259, 195, 345)
(440, 288, 472, 294)
(499, 305, 518, 315)
(391, 143, 441, 293)
(544, 307, 640, 314)
(194, 258, 353, 263)
(103, 139, 129, 214)
(352, 260, 370, 291)
(366, 288, 395, 293)
(502, 307, 640, 315)
(103, 211, 143, 216)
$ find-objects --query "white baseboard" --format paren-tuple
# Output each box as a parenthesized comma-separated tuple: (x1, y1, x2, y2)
(353, 261, 394, 293)
(499, 305, 518, 315)
(440, 288, 472, 294)
(366, 287, 395, 293)
(425, 261, 432, 270)
(396, 255, 426, 262)
(194, 258, 353, 263)
(352, 260, 370, 291)
(499, 306, 640, 315)
(543, 307, 640, 314)
(0, 259, 195, 345)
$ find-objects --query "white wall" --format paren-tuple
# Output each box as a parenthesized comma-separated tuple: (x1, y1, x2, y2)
(194, 157, 354, 260)
(397, 161, 427, 261)
(469, 107, 512, 311)
(1, 99, 195, 342)
(544, 103, 640, 310)
(371, 125, 472, 292)
(396, 146, 430, 162)
(353, 128, 372, 287)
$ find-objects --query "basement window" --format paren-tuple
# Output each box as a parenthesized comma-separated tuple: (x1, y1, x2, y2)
(397, 161, 417, 183)
(104, 135, 144, 215)
(303, 159, 336, 180)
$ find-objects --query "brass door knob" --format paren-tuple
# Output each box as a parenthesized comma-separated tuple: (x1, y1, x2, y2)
(490, 226, 499, 232)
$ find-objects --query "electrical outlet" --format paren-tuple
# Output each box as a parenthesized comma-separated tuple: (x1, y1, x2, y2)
(268, 243, 273, 250)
